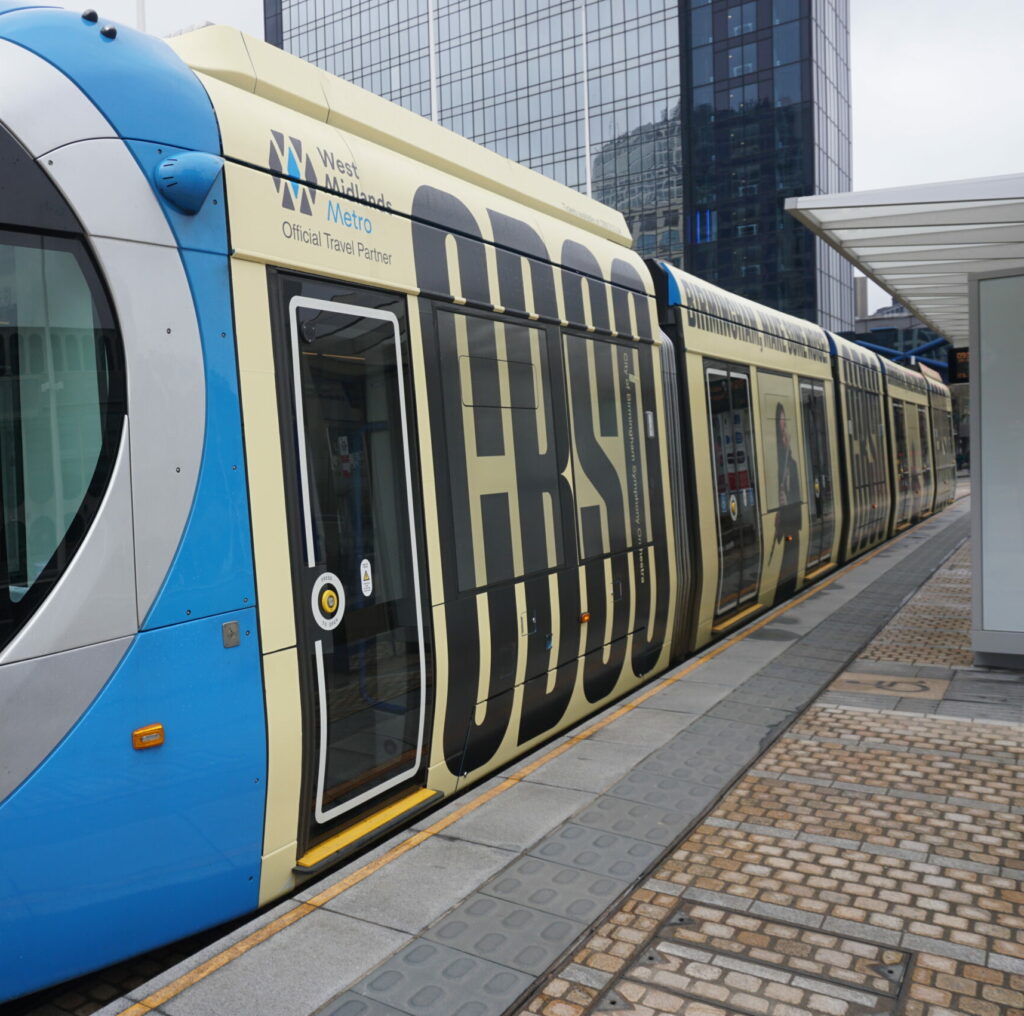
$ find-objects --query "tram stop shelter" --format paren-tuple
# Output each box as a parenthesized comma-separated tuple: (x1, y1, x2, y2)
(787, 173, 1024, 668)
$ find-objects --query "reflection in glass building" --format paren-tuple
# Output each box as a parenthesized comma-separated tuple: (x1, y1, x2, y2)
(265, 0, 852, 330)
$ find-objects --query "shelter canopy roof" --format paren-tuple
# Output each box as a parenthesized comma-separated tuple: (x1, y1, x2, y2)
(787, 174, 1024, 346)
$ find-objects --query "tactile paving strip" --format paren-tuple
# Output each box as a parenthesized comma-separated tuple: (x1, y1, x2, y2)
(350, 941, 534, 1016)
(423, 895, 585, 974)
(636, 739, 758, 785)
(480, 857, 629, 923)
(571, 796, 693, 846)
(528, 823, 665, 880)
(604, 770, 723, 812)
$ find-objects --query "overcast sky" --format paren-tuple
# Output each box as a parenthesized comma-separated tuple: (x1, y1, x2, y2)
(97, 0, 1016, 311)
(851, 0, 1023, 191)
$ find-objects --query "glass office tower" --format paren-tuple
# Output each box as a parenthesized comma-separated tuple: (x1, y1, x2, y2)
(266, 0, 852, 330)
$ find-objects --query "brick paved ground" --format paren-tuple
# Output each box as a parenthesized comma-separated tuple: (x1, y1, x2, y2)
(519, 530, 1024, 1016)
(859, 542, 973, 668)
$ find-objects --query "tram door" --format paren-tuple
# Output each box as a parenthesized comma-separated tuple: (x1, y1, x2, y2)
(799, 380, 835, 569)
(892, 401, 911, 525)
(284, 291, 427, 840)
(706, 366, 761, 616)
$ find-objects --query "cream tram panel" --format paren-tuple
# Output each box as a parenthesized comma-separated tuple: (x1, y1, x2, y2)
(660, 267, 837, 647)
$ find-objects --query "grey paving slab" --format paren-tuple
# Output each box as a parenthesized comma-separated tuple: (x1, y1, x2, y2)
(410, 777, 504, 832)
(746, 628, 799, 642)
(519, 737, 652, 793)
(783, 645, 855, 664)
(586, 705, 697, 746)
(682, 886, 753, 911)
(894, 698, 940, 713)
(317, 995, 410, 1016)
(676, 715, 773, 751)
(747, 900, 824, 928)
(638, 681, 731, 714)
(604, 768, 723, 814)
(161, 911, 410, 1016)
(635, 738, 756, 785)
(936, 700, 1024, 722)
(730, 676, 819, 710)
(953, 668, 1023, 683)
(817, 692, 899, 710)
(822, 916, 901, 946)
(297, 832, 420, 902)
(424, 894, 585, 974)
(712, 638, 790, 664)
(989, 952, 1024, 975)
(706, 699, 794, 727)
(572, 795, 691, 846)
(946, 678, 1024, 705)
(898, 934, 987, 966)
(678, 657, 760, 688)
(529, 822, 663, 880)
(914, 664, 957, 680)
(353, 940, 533, 1016)
(480, 855, 628, 922)
(560, 963, 614, 989)
(315, 837, 515, 934)
(846, 659, 919, 677)
(760, 667, 836, 688)
(433, 781, 595, 852)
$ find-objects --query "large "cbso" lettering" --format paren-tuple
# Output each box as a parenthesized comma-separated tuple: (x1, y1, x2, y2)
(411, 186, 673, 779)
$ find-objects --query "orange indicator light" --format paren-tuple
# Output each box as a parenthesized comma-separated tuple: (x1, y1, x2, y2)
(579, 611, 591, 623)
(132, 723, 165, 750)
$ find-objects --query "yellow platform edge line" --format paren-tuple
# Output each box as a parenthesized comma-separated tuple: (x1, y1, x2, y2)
(296, 787, 438, 869)
(118, 509, 962, 1016)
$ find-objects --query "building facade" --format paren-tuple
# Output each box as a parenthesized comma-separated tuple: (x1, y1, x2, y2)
(265, 0, 852, 330)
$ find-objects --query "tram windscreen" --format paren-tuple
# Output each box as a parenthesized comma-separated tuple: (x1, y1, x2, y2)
(0, 231, 123, 645)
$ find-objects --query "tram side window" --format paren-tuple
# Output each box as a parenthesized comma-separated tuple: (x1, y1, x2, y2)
(436, 308, 566, 592)
(562, 333, 652, 561)
(0, 232, 122, 641)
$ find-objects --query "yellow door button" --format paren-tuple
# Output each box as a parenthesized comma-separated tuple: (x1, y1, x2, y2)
(321, 589, 338, 614)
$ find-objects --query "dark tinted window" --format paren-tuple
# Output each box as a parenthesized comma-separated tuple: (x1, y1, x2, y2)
(0, 230, 124, 647)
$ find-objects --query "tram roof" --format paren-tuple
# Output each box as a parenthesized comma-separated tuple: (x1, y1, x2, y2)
(656, 262, 831, 353)
(168, 26, 634, 250)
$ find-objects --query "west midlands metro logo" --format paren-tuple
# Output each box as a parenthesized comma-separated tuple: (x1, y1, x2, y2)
(269, 130, 317, 215)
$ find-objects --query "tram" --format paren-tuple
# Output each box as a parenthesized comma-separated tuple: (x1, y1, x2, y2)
(0, 8, 954, 1000)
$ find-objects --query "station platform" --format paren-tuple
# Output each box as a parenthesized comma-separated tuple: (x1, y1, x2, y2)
(34, 489, 1024, 1016)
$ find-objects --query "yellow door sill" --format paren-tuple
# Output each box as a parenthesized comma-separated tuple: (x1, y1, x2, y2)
(712, 601, 764, 637)
(295, 787, 440, 874)
(804, 562, 836, 582)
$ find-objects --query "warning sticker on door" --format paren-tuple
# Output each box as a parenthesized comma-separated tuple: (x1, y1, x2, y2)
(360, 558, 373, 597)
